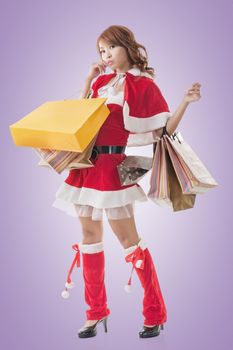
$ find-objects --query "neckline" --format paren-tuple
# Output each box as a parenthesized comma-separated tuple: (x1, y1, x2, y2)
(114, 67, 141, 77)
(116, 72, 126, 77)
(116, 67, 153, 79)
(97, 66, 151, 94)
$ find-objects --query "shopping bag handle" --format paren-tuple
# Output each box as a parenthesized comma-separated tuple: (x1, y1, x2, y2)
(153, 126, 182, 156)
(153, 126, 169, 153)
(162, 126, 182, 144)
(162, 126, 169, 137)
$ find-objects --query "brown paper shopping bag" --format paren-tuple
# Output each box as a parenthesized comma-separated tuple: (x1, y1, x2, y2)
(165, 143, 196, 211)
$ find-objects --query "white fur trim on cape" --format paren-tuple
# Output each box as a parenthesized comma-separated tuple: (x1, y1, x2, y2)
(109, 67, 153, 79)
(123, 101, 172, 133)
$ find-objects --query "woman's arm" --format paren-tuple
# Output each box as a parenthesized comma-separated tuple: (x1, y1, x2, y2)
(153, 100, 189, 138)
(78, 77, 93, 99)
(78, 61, 107, 99)
(166, 100, 190, 135)
(155, 82, 202, 137)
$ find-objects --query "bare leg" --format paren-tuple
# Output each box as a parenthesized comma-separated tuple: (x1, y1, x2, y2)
(79, 216, 103, 244)
(107, 215, 141, 248)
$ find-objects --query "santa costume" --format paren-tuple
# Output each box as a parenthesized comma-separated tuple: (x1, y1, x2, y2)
(56, 67, 170, 331)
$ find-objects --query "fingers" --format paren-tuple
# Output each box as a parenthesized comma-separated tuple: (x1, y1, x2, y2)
(91, 61, 107, 75)
(188, 82, 201, 94)
(186, 82, 202, 100)
(188, 87, 199, 93)
(98, 61, 108, 74)
(95, 64, 105, 74)
(192, 82, 201, 87)
(192, 82, 201, 90)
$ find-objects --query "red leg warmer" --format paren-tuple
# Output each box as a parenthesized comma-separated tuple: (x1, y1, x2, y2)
(124, 239, 167, 326)
(80, 242, 110, 320)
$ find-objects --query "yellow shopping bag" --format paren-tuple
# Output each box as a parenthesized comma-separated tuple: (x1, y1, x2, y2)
(9, 98, 110, 152)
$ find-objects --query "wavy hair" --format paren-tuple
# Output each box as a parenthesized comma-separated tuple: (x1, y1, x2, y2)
(96, 25, 155, 79)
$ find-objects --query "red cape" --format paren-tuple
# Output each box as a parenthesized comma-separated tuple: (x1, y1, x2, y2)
(90, 68, 172, 147)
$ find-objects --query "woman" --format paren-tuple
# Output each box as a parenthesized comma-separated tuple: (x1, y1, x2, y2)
(53, 25, 201, 338)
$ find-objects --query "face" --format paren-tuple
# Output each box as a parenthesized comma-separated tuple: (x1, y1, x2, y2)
(98, 39, 132, 73)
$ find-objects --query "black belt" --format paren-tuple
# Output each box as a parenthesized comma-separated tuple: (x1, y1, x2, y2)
(91, 145, 126, 159)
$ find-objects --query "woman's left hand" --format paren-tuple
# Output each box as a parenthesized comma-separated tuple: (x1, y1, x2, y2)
(183, 82, 202, 103)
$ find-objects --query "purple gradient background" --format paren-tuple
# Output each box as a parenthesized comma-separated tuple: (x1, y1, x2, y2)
(1, 0, 232, 349)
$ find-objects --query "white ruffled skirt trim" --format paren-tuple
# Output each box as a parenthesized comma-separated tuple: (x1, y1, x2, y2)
(53, 199, 136, 220)
(52, 182, 148, 220)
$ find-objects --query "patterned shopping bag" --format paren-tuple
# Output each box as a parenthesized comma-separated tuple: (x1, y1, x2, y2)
(117, 155, 153, 186)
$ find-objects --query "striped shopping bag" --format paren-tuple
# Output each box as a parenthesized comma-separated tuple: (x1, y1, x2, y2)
(35, 133, 97, 174)
(148, 137, 196, 211)
(147, 137, 172, 208)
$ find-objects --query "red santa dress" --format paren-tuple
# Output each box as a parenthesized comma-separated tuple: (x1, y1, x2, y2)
(52, 67, 172, 220)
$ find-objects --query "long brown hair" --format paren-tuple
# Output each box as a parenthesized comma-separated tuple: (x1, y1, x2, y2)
(96, 25, 155, 79)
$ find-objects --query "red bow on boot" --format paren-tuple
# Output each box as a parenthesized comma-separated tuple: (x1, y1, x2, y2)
(124, 246, 145, 293)
(61, 244, 80, 299)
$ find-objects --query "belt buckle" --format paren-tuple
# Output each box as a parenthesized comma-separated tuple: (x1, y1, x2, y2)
(91, 147, 99, 160)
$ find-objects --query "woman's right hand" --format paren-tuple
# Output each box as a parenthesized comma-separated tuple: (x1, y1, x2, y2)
(86, 61, 108, 81)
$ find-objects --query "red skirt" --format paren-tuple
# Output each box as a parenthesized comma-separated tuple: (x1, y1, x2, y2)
(52, 153, 148, 220)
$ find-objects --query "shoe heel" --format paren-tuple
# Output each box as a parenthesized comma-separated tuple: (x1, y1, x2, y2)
(161, 324, 164, 330)
(102, 317, 108, 333)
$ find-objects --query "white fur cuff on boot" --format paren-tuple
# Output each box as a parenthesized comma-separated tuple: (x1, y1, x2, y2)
(124, 238, 147, 256)
(79, 241, 104, 254)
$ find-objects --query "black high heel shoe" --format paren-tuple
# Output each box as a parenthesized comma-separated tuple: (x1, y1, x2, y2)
(77, 317, 108, 338)
(139, 323, 164, 338)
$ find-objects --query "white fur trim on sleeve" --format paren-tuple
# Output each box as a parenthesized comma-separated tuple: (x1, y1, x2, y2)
(126, 131, 160, 147)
